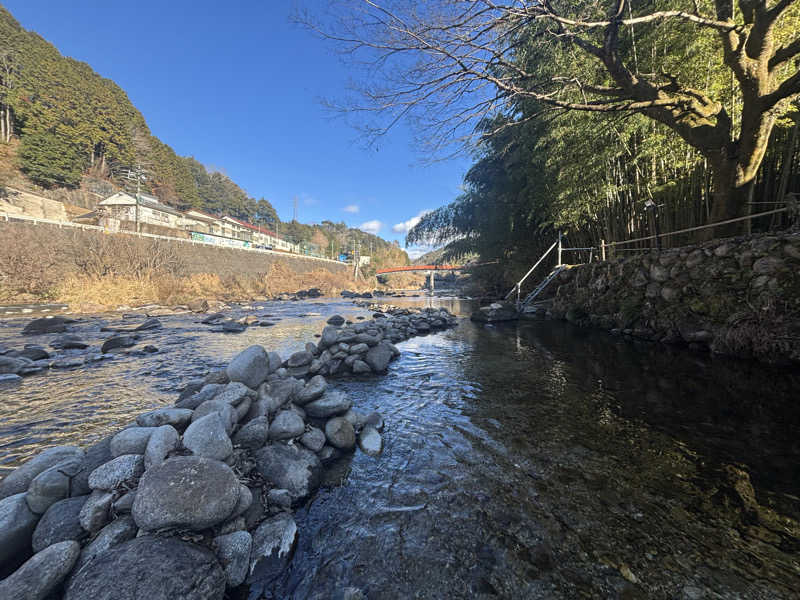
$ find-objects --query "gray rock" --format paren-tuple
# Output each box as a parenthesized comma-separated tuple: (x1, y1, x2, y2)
(247, 513, 298, 586)
(326, 315, 345, 326)
(318, 445, 340, 463)
(110, 428, 155, 457)
(268, 377, 303, 404)
(300, 427, 326, 453)
(227, 345, 269, 389)
(52, 357, 85, 369)
(221, 320, 246, 333)
(0, 355, 32, 375)
(112, 491, 136, 514)
(191, 399, 236, 434)
(325, 417, 356, 450)
(32, 496, 87, 552)
(364, 411, 385, 432)
(268, 411, 305, 441)
(26, 458, 82, 514)
(74, 515, 137, 573)
(71, 438, 112, 497)
(22, 316, 73, 335)
(230, 485, 253, 519)
(0, 493, 40, 566)
(470, 302, 518, 323)
(88, 455, 144, 491)
(254, 444, 322, 504)
(0, 373, 22, 383)
(295, 374, 327, 405)
(358, 425, 383, 456)
(0, 540, 80, 600)
(752, 256, 784, 275)
(51, 334, 89, 350)
(320, 325, 339, 347)
(144, 425, 179, 470)
(352, 360, 371, 374)
(348, 342, 369, 354)
(132, 456, 239, 531)
(233, 416, 269, 449)
(78, 490, 113, 534)
(19, 346, 49, 361)
(304, 390, 352, 419)
(64, 536, 225, 600)
(175, 383, 223, 410)
(183, 413, 233, 461)
(267, 352, 282, 373)
(0, 446, 84, 500)
(242, 488, 265, 530)
(215, 381, 255, 406)
(365, 342, 394, 373)
(235, 397, 252, 422)
(266, 489, 292, 510)
(342, 409, 366, 429)
(135, 317, 162, 331)
(136, 408, 193, 429)
(287, 351, 313, 368)
(100, 335, 136, 353)
(214, 530, 252, 588)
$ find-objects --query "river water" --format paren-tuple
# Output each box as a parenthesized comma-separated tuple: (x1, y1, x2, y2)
(1, 297, 798, 599)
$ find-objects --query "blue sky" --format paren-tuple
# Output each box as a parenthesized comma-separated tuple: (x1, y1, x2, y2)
(4, 0, 469, 257)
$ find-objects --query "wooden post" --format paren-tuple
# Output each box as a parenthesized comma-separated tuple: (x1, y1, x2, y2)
(557, 231, 563, 266)
(601, 240, 606, 261)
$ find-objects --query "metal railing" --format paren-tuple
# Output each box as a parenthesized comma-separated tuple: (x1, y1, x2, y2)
(0, 211, 345, 265)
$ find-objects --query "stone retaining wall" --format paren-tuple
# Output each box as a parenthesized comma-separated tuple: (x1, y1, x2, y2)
(546, 231, 800, 364)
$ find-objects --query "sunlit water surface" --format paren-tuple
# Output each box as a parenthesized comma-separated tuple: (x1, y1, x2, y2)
(0, 297, 798, 599)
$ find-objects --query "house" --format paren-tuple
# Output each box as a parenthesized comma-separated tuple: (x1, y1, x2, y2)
(226, 217, 299, 253)
(97, 192, 185, 229)
(183, 208, 225, 235)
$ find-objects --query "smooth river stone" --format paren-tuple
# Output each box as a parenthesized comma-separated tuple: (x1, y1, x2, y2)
(132, 456, 239, 531)
(0, 492, 40, 567)
(226, 345, 269, 389)
(0, 446, 84, 500)
(0, 541, 80, 600)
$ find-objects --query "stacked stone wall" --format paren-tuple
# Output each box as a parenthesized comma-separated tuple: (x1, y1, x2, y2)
(547, 231, 800, 363)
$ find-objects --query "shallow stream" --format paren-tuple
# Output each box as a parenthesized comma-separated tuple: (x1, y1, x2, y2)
(1, 297, 798, 599)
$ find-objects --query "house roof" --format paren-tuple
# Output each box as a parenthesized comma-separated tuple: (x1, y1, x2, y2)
(226, 216, 279, 238)
(99, 191, 183, 218)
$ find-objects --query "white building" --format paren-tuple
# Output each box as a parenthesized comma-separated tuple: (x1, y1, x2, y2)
(97, 192, 186, 229)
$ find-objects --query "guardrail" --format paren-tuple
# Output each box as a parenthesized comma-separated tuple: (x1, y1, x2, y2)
(0, 211, 346, 266)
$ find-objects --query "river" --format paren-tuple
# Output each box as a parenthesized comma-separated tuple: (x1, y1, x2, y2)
(1, 297, 798, 599)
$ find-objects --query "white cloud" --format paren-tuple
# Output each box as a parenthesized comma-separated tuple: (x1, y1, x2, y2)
(392, 209, 432, 234)
(405, 245, 436, 260)
(343, 204, 360, 214)
(358, 220, 383, 235)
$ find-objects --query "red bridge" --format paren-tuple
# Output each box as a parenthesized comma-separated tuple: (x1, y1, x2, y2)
(375, 264, 465, 274)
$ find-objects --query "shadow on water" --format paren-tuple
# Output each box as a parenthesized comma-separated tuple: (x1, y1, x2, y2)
(2, 298, 799, 598)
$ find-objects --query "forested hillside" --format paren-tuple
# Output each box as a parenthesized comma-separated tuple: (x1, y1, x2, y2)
(0, 6, 408, 268)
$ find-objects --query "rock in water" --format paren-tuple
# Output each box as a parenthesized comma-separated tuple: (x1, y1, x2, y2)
(32, 495, 87, 552)
(326, 315, 345, 326)
(226, 345, 269, 389)
(182, 413, 233, 461)
(100, 335, 137, 353)
(132, 456, 239, 531)
(0, 492, 40, 567)
(365, 342, 394, 373)
(22, 316, 74, 335)
(0, 541, 80, 600)
(300, 427, 326, 453)
(247, 513, 298, 587)
(64, 536, 225, 600)
(295, 375, 327, 405)
(254, 444, 322, 505)
(0, 446, 84, 500)
(358, 425, 383, 456)
(325, 417, 356, 450)
(470, 302, 519, 323)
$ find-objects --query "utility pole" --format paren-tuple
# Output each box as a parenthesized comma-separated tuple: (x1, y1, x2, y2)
(125, 165, 146, 233)
(292, 196, 298, 222)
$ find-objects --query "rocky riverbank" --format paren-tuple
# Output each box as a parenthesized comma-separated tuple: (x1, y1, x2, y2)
(0, 307, 457, 599)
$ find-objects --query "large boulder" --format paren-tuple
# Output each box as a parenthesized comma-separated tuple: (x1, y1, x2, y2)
(268, 411, 305, 441)
(0, 541, 80, 600)
(226, 345, 269, 389)
(326, 315, 345, 326)
(320, 325, 339, 347)
(22, 316, 74, 335)
(73, 515, 137, 573)
(304, 390, 352, 419)
(182, 413, 233, 461)
(132, 456, 239, 531)
(31, 495, 88, 552)
(0, 446, 84, 500)
(470, 302, 519, 323)
(247, 513, 298, 588)
(0, 493, 40, 567)
(286, 351, 313, 368)
(364, 342, 394, 373)
(232, 416, 269, 450)
(64, 536, 225, 600)
(254, 444, 322, 505)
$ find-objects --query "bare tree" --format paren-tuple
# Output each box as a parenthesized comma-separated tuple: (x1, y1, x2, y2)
(302, 0, 800, 231)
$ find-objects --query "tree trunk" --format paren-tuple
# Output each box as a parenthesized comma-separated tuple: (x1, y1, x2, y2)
(706, 157, 754, 239)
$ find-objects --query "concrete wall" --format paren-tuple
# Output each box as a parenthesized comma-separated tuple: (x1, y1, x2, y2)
(546, 231, 800, 364)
